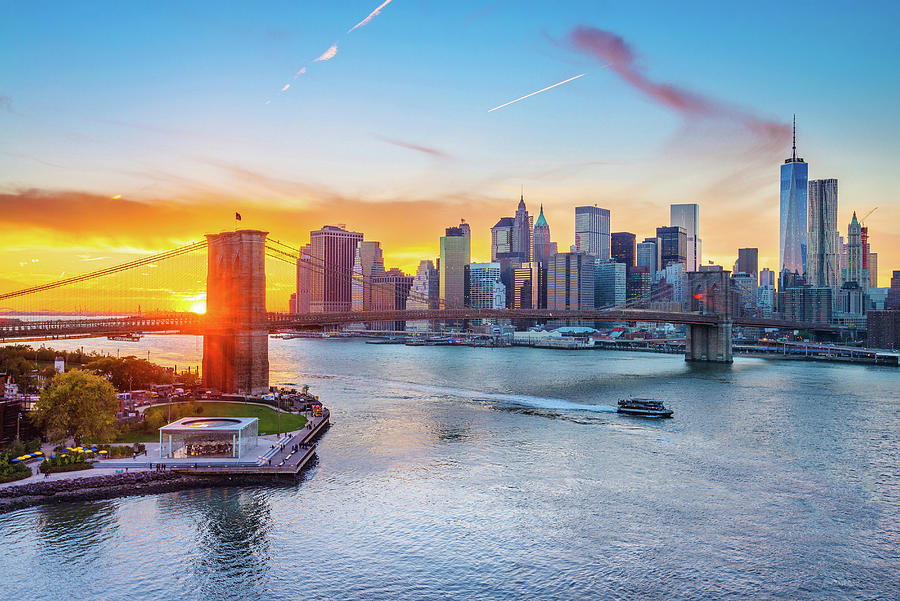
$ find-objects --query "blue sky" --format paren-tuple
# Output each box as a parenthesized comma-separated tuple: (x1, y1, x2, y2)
(1, 1, 899, 280)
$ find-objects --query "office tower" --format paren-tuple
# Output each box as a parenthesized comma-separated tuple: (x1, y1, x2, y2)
(532, 205, 556, 265)
(547, 251, 595, 310)
(656, 226, 687, 269)
(735, 248, 759, 280)
(670, 204, 701, 270)
(861, 225, 869, 281)
(595, 260, 626, 308)
(868, 252, 878, 289)
(309, 225, 363, 312)
(837, 282, 868, 318)
(659, 262, 687, 307)
(626, 265, 651, 305)
(574, 205, 611, 259)
(513, 262, 541, 310)
(466, 263, 505, 309)
(844, 212, 867, 290)
(611, 232, 636, 267)
(780, 115, 808, 276)
(408, 260, 440, 310)
(759, 268, 776, 288)
(490, 217, 514, 260)
(440, 222, 471, 309)
(636, 239, 658, 276)
(294, 244, 312, 313)
(351, 241, 385, 311)
(512, 195, 533, 261)
(372, 268, 413, 311)
(807, 179, 840, 302)
(288, 293, 298, 313)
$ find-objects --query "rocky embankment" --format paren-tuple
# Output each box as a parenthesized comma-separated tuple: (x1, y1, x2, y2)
(0, 471, 248, 513)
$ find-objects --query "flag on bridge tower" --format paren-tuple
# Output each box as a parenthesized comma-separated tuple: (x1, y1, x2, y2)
(235, 212, 242, 221)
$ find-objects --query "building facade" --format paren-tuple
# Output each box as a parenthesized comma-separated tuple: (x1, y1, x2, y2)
(636, 239, 658, 276)
(844, 212, 868, 291)
(547, 252, 595, 310)
(294, 243, 312, 313)
(670, 204, 701, 271)
(807, 178, 840, 301)
(513, 262, 542, 310)
(532, 205, 556, 266)
(595, 260, 626, 308)
(656, 226, 687, 270)
(407, 260, 440, 310)
(780, 118, 808, 277)
(351, 241, 385, 311)
(466, 263, 505, 309)
(574, 205, 610, 260)
(867, 310, 900, 349)
(440, 222, 471, 309)
(735, 248, 759, 281)
(309, 225, 363, 313)
(611, 232, 636, 267)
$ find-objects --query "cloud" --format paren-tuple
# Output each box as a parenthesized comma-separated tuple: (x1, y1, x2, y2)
(347, 0, 394, 33)
(281, 84, 291, 92)
(293, 67, 307, 79)
(314, 44, 338, 62)
(566, 26, 789, 142)
(374, 136, 450, 158)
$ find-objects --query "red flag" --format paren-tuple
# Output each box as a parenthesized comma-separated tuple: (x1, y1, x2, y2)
(235, 212, 242, 221)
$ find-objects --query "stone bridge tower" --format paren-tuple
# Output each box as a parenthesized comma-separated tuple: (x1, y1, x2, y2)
(202, 230, 269, 394)
(685, 270, 733, 363)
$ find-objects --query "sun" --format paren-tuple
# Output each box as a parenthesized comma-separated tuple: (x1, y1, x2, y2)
(188, 300, 207, 314)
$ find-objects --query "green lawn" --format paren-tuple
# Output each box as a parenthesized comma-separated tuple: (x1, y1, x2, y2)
(111, 402, 307, 443)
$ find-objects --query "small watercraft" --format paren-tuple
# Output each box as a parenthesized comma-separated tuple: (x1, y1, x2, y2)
(617, 398, 673, 418)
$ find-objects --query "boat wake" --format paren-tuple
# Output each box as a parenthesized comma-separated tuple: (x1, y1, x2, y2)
(286, 372, 617, 415)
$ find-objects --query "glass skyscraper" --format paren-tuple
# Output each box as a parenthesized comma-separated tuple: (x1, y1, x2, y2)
(780, 117, 808, 279)
(440, 222, 471, 309)
(807, 178, 840, 299)
(670, 204, 701, 271)
(574, 205, 610, 260)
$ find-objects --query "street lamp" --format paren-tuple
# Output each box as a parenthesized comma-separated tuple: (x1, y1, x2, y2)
(16, 411, 22, 441)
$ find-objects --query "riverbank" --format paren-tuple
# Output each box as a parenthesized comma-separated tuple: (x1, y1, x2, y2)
(0, 471, 248, 514)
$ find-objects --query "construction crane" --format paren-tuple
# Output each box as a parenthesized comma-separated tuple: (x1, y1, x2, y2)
(860, 207, 878, 225)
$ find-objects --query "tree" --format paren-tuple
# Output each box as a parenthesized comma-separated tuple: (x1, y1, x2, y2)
(33, 370, 119, 444)
(85, 355, 174, 391)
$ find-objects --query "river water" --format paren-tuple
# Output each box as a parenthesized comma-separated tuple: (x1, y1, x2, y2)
(1, 336, 898, 600)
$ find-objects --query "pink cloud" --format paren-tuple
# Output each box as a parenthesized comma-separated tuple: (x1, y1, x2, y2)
(567, 26, 788, 140)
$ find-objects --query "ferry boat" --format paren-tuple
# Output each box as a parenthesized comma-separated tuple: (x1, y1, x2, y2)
(617, 398, 673, 418)
(107, 333, 142, 342)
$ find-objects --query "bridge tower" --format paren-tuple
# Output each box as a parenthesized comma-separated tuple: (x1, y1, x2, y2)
(685, 270, 733, 363)
(202, 230, 269, 395)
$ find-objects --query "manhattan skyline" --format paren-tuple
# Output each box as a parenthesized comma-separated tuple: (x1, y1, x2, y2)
(2, 1, 899, 288)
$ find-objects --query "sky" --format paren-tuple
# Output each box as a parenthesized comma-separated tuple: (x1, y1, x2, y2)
(2, 0, 899, 302)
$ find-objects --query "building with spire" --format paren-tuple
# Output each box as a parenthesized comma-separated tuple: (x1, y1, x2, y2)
(844, 212, 867, 289)
(780, 115, 808, 282)
(532, 205, 556, 265)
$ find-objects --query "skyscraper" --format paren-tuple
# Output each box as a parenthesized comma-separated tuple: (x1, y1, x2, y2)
(735, 248, 758, 280)
(547, 251, 595, 310)
(512, 262, 541, 309)
(670, 204, 701, 271)
(294, 243, 312, 313)
(466, 263, 505, 309)
(574, 205, 610, 259)
(309, 225, 363, 313)
(807, 178, 840, 299)
(636, 238, 658, 276)
(532, 205, 556, 265)
(595, 260, 626, 308)
(759, 268, 776, 288)
(656, 226, 687, 269)
(512, 195, 533, 262)
(490, 217, 514, 261)
(844, 212, 867, 290)
(780, 116, 808, 277)
(351, 241, 385, 311)
(439, 222, 471, 309)
(610, 232, 636, 267)
(407, 260, 440, 310)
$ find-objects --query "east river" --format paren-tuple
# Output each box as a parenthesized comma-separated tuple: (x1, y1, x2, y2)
(1, 336, 898, 600)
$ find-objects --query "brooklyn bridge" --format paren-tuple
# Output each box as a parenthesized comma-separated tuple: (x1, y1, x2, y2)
(0, 229, 840, 395)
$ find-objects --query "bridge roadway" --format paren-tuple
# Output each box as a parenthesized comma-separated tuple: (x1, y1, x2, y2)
(0, 308, 839, 340)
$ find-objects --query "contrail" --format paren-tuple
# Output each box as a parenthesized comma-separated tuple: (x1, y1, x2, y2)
(314, 44, 338, 62)
(348, 0, 394, 33)
(488, 73, 586, 112)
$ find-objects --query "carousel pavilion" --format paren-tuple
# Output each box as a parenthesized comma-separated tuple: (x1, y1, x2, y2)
(158, 417, 259, 459)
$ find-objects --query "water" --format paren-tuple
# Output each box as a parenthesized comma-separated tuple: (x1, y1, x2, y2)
(2, 337, 898, 600)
